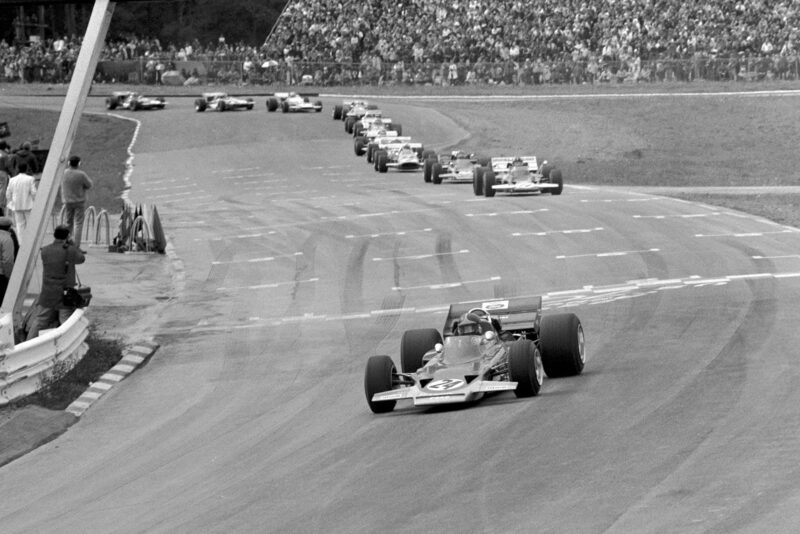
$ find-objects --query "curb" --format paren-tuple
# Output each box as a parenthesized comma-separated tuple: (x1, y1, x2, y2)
(65, 341, 159, 417)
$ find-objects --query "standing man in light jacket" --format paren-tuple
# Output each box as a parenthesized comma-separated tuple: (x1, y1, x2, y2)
(6, 160, 37, 244)
(61, 155, 93, 253)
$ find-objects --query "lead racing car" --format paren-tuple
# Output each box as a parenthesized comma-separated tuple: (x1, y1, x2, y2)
(373, 140, 426, 173)
(473, 156, 564, 197)
(364, 296, 585, 413)
(194, 92, 254, 112)
(106, 91, 166, 111)
(266, 91, 323, 112)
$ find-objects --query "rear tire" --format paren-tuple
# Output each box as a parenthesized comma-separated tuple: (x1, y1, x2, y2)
(401, 328, 442, 373)
(345, 117, 355, 133)
(365, 355, 397, 413)
(366, 143, 377, 163)
(550, 169, 563, 195)
(540, 162, 553, 179)
(194, 99, 206, 112)
(374, 150, 386, 171)
(333, 104, 342, 120)
(106, 97, 117, 110)
(508, 339, 544, 397)
(266, 98, 278, 111)
(539, 313, 585, 377)
(483, 170, 496, 197)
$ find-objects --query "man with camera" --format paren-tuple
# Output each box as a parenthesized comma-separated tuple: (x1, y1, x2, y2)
(26, 225, 86, 340)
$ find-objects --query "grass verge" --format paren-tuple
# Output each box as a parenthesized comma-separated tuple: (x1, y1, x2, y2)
(12, 328, 125, 411)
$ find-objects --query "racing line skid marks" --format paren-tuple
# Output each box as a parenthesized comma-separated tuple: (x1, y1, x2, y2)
(512, 227, 604, 237)
(555, 248, 661, 260)
(372, 249, 470, 262)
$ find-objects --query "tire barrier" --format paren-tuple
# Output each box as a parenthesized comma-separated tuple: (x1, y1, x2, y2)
(0, 309, 89, 406)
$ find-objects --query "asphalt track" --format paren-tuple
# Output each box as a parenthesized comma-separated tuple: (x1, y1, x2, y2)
(1, 94, 800, 533)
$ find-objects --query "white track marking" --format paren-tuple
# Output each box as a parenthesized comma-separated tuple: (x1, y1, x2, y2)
(580, 198, 663, 203)
(198, 231, 277, 242)
(220, 173, 278, 180)
(144, 177, 193, 185)
(752, 254, 800, 260)
(212, 167, 261, 174)
(695, 229, 800, 238)
(513, 227, 604, 237)
(633, 212, 723, 219)
(216, 277, 319, 291)
(556, 248, 660, 260)
(372, 249, 469, 262)
(345, 228, 433, 239)
(392, 276, 501, 291)
(211, 252, 303, 265)
(466, 209, 549, 217)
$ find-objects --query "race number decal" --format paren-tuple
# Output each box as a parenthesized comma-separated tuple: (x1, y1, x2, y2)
(482, 300, 509, 311)
(427, 379, 465, 391)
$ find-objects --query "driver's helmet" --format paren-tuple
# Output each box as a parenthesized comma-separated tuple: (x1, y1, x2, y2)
(402, 143, 412, 151)
(454, 150, 469, 159)
(455, 313, 493, 336)
(512, 156, 525, 166)
(288, 91, 298, 98)
(373, 118, 384, 126)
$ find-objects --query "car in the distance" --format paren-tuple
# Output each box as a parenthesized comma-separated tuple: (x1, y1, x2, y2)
(194, 92, 255, 112)
(266, 92, 323, 112)
(106, 91, 166, 111)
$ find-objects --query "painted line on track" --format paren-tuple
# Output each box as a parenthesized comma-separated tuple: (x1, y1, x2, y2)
(392, 276, 502, 292)
(372, 249, 470, 262)
(211, 252, 303, 265)
(513, 227, 603, 237)
(556, 248, 660, 260)
(216, 277, 319, 292)
(346, 228, 433, 239)
(695, 229, 800, 238)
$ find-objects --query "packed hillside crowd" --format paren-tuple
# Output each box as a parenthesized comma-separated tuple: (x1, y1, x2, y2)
(2, 0, 799, 85)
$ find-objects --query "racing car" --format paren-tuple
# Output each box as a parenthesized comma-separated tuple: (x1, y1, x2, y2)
(105, 91, 166, 111)
(473, 156, 563, 197)
(373, 140, 426, 173)
(334, 100, 378, 122)
(424, 150, 491, 184)
(194, 92, 255, 112)
(266, 92, 323, 113)
(354, 120, 404, 157)
(364, 296, 585, 413)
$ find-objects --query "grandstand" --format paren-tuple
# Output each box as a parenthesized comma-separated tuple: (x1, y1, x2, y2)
(1, 0, 799, 85)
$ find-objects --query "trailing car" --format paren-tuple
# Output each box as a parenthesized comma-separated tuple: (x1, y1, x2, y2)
(354, 119, 404, 157)
(425, 150, 490, 184)
(266, 92, 323, 113)
(333, 99, 375, 120)
(373, 140, 426, 173)
(194, 92, 254, 112)
(473, 156, 564, 197)
(364, 296, 585, 413)
(106, 91, 166, 111)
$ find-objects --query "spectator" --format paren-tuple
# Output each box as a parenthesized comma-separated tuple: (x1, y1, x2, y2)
(0, 216, 14, 301)
(10, 141, 38, 176)
(26, 225, 85, 340)
(61, 155, 93, 253)
(6, 160, 36, 242)
(0, 140, 10, 215)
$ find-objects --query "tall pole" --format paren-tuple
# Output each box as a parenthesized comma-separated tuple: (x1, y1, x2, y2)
(0, 0, 116, 353)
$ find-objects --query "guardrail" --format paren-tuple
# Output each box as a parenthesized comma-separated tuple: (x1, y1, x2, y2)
(0, 309, 89, 406)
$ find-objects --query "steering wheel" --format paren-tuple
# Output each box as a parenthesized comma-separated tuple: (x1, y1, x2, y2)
(465, 307, 491, 324)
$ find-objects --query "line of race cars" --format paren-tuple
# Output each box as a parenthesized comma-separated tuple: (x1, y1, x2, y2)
(333, 99, 564, 196)
(105, 91, 323, 113)
(327, 100, 585, 413)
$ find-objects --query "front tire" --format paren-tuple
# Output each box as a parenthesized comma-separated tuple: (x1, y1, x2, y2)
(508, 339, 544, 397)
(377, 153, 388, 173)
(266, 98, 278, 111)
(539, 313, 585, 377)
(401, 328, 442, 373)
(432, 163, 443, 184)
(423, 158, 435, 183)
(354, 137, 367, 156)
(194, 99, 206, 112)
(365, 355, 397, 413)
(473, 166, 485, 195)
(333, 104, 343, 120)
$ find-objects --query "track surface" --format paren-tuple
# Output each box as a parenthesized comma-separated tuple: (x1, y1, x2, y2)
(1, 96, 800, 533)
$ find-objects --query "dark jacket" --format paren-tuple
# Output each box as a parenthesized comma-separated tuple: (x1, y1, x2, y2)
(11, 148, 39, 176)
(39, 239, 85, 308)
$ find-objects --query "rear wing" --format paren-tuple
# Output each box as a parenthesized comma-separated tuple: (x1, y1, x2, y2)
(491, 156, 538, 172)
(443, 296, 542, 336)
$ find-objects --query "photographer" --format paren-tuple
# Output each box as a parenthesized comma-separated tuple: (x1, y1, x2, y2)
(26, 225, 85, 340)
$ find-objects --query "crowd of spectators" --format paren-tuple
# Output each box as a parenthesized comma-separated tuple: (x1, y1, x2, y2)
(2, 0, 800, 86)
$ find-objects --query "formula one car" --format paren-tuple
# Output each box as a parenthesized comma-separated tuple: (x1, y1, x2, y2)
(334, 100, 378, 121)
(373, 140, 425, 173)
(354, 121, 404, 157)
(105, 91, 166, 111)
(424, 150, 490, 184)
(473, 156, 563, 197)
(194, 92, 255, 112)
(266, 92, 323, 112)
(364, 296, 585, 413)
